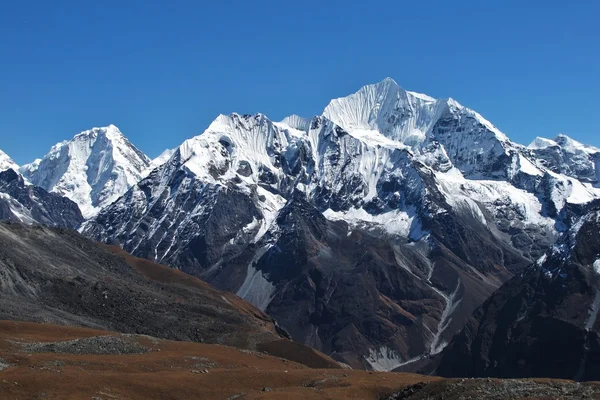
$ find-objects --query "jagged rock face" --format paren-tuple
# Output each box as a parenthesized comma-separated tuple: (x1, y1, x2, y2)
(82, 78, 600, 369)
(20, 125, 151, 218)
(0, 169, 83, 228)
(437, 202, 600, 380)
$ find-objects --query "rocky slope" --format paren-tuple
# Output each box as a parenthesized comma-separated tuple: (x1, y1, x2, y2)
(80, 78, 600, 369)
(0, 221, 284, 349)
(437, 200, 600, 380)
(20, 125, 151, 218)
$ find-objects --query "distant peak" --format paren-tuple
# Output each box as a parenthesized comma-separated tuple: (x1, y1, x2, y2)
(0, 149, 19, 172)
(445, 97, 462, 108)
(554, 133, 575, 145)
(279, 114, 311, 131)
(369, 78, 437, 101)
(528, 136, 558, 150)
(379, 76, 399, 86)
(70, 124, 124, 143)
(208, 112, 274, 131)
(553, 133, 599, 154)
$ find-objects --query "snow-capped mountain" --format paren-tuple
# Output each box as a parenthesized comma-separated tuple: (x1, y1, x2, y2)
(20, 125, 150, 218)
(0, 149, 19, 173)
(82, 78, 600, 369)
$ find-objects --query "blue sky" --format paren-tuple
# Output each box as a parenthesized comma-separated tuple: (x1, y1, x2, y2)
(1, 0, 598, 164)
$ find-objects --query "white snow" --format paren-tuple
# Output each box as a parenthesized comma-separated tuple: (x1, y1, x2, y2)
(20, 125, 150, 218)
(179, 113, 306, 189)
(554, 134, 600, 155)
(147, 148, 175, 173)
(544, 170, 600, 206)
(517, 154, 543, 176)
(323, 207, 419, 238)
(236, 244, 276, 311)
(537, 254, 548, 266)
(435, 169, 555, 229)
(255, 186, 287, 241)
(429, 281, 462, 355)
(0, 150, 19, 173)
(594, 259, 600, 275)
(322, 77, 439, 147)
(365, 346, 405, 372)
(528, 136, 559, 150)
(279, 114, 311, 131)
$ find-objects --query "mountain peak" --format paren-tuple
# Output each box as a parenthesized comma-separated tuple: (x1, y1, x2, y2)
(0, 149, 19, 173)
(554, 133, 576, 145)
(71, 124, 125, 142)
(528, 136, 558, 150)
(322, 79, 435, 145)
(540, 133, 600, 154)
(21, 125, 150, 218)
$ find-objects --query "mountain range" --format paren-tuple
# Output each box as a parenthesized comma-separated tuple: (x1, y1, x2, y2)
(1, 78, 599, 376)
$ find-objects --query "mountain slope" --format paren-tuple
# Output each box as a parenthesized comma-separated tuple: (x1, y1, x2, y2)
(437, 201, 600, 380)
(20, 125, 150, 218)
(82, 78, 600, 369)
(0, 221, 283, 349)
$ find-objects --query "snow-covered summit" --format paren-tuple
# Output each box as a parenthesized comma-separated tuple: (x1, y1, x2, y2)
(529, 134, 599, 154)
(322, 77, 439, 147)
(21, 125, 150, 218)
(0, 149, 19, 173)
(528, 136, 559, 150)
(322, 78, 509, 148)
(528, 133, 599, 182)
(320, 77, 524, 180)
(554, 133, 599, 155)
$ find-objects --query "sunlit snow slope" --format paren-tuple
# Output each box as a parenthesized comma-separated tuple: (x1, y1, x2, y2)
(20, 125, 150, 218)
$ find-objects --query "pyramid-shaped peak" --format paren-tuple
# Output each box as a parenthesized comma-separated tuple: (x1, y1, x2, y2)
(0, 149, 19, 172)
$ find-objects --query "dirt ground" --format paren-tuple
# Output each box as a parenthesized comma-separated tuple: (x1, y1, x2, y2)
(0, 320, 437, 400)
(3, 320, 596, 400)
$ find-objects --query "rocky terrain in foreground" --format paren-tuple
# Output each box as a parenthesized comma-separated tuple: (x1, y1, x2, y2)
(1, 320, 599, 400)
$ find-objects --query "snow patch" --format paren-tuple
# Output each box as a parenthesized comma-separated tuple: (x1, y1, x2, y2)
(518, 154, 543, 176)
(236, 245, 276, 311)
(593, 260, 600, 275)
(323, 207, 420, 238)
(429, 281, 462, 355)
(366, 346, 405, 372)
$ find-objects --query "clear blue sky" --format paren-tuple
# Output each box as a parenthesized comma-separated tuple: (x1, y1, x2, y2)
(1, 0, 598, 164)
